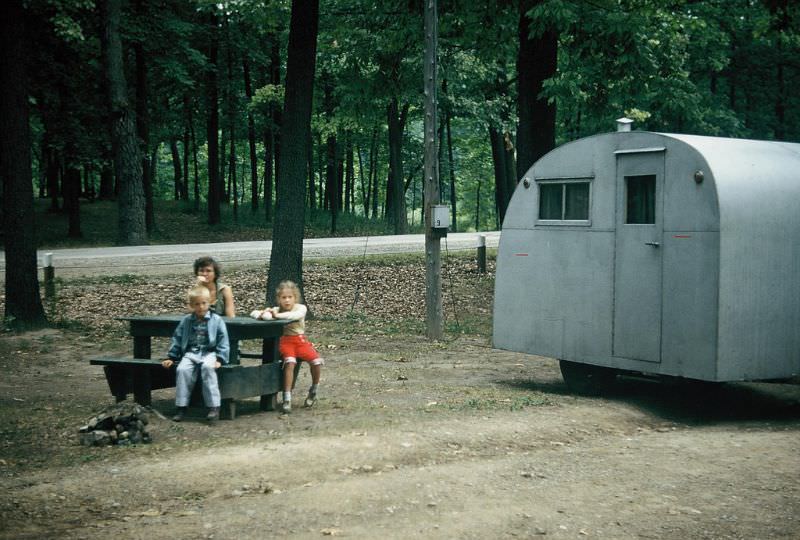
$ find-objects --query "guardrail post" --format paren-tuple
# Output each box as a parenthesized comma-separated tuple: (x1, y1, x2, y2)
(476, 235, 486, 274)
(43, 253, 55, 298)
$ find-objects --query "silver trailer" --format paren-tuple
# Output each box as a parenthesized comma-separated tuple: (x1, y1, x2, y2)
(493, 130, 800, 393)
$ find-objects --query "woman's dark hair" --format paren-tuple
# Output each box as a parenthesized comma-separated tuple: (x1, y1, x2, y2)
(193, 256, 221, 281)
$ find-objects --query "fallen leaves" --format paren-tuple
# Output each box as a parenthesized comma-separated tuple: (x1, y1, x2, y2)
(31, 256, 495, 342)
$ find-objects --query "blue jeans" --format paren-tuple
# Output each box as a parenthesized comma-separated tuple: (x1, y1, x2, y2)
(175, 351, 220, 407)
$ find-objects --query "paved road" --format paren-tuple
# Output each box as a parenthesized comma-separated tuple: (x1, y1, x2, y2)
(0, 231, 500, 278)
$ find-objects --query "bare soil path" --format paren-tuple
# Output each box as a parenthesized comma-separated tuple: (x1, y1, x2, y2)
(0, 257, 798, 539)
(1, 327, 798, 540)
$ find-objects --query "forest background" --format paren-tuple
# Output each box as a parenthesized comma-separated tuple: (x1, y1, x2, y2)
(1, 0, 799, 327)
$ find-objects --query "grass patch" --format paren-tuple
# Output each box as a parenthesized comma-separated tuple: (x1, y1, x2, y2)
(444, 393, 551, 412)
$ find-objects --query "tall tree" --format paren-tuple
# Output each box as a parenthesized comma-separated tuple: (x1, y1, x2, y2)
(134, 0, 154, 233)
(205, 9, 222, 225)
(101, 0, 146, 245)
(243, 56, 259, 211)
(63, 166, 82, 238)
(266, 0, 319, 300)
(264, 32, 282, 222)
(516, 0, 557, 180)
(0, 0, 47, 327)
(387, 97, 409, 233)
(169, 136, 182, 199)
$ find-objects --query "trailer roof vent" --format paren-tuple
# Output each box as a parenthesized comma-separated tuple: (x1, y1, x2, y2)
(616, 117, 633, 132)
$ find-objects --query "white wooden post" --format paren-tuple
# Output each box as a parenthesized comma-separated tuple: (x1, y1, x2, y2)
(476, 234, 486, 273)
(43, 252, 55, 298)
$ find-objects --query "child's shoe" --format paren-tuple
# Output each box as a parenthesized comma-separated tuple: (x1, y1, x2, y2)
(280, 400, 292, 414)
(172, 407, 187, 422)
(206, 407, 220, 422)
(304, 391, 317, 408)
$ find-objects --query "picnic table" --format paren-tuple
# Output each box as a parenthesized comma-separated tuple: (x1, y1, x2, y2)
(90, 315, 289, 419)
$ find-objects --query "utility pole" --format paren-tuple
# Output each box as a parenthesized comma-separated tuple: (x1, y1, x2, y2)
(424, 0, 444, 339)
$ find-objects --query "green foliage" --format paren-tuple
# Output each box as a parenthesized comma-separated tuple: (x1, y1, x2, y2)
(42, 0, 95, 42)
(252, 84, 285, 110)
(19, 0, 800, 248)
(529, 0, 800, 141)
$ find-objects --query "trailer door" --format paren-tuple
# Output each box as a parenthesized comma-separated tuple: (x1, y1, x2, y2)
(613, 149, 665, 363)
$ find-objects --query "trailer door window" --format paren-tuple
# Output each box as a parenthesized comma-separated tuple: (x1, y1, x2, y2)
(625, 174, 656, 224)
(538, 180, 590, 221)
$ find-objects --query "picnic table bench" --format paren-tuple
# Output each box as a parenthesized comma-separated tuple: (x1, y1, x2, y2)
(90, 315, 289, 419)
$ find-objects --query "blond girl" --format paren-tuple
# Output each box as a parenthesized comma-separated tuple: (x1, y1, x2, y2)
(250, 280, 322, 413)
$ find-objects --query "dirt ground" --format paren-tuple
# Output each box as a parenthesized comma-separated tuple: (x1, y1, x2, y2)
(1, 259, 799, 539)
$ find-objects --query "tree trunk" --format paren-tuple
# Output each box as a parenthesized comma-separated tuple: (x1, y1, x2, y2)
(357, 145, 367, 216)
(225, 20, 237, 218)
(243, 57, 259, 211)
(266, 0, 319, 302)
(387, 98, 408, 234)
(181, 116, 190, 200)
(205, 10, 221, 225)
(330, 149, 339, 234)
(316, 134, 325, 208)
(345, 135, 354, 213)
(336, 142, 344, 212)
(489, 126, 510, 223)
(366, 140, 374, 216)
(44, 143, 61, 210)
(263, 125, 274, 221)
(324, 135, 336, 212)
(190, 105, 200, 211)
(307, 129, 315, 209)
(134, 0, 153, 233)
(474, 177, 482, 230)
(516, 0, 557, 180)
(84, 164, 95, 200)
(229, 127, 238, 218)
(503, 130, 517, 202)
(370, 128, 379, 219)
(63, 165, 82, 238)
(170, 137, 182, 200)
(325, 135, 337, 234)
(99, 162, 114, 200)
(271, 35, 283, 204)
(322, 70, 335, 216)
(101, 0, 146, 246)
(0, 0, 47, 327)
(149, 143, 158, 202)
(445, 108, 457, 232)
(263, 34, 281, 222)
(220, 128, 227, 202)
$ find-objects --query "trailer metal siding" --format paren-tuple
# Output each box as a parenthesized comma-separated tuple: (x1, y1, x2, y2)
(494, 131, 800, 382)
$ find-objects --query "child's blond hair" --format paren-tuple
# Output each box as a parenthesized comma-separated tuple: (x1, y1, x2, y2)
(275, 280, 302, 304)
(187, 285, 211, 303)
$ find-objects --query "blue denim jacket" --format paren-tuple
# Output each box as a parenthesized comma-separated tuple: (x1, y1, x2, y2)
(167, 312, 230, 364)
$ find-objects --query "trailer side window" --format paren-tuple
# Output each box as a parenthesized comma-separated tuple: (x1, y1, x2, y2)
(538, 180, 590, 222)
(625, 175, 656, 224)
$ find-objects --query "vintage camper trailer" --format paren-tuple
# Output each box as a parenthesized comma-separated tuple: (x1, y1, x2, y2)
(493, 129, 800, 393)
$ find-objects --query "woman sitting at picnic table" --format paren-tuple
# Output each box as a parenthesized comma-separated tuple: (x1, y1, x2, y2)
(193, 256, 236, 317)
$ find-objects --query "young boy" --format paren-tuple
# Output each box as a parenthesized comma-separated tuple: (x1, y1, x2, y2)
(162, 285, 230, 422)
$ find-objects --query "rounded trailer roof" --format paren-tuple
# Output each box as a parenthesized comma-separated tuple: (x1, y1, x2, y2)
(659, 133, 800, 222)
(652, 133, 800, 249)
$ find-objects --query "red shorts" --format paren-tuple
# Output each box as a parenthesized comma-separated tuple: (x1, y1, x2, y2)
(279, 335, 322, 365)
